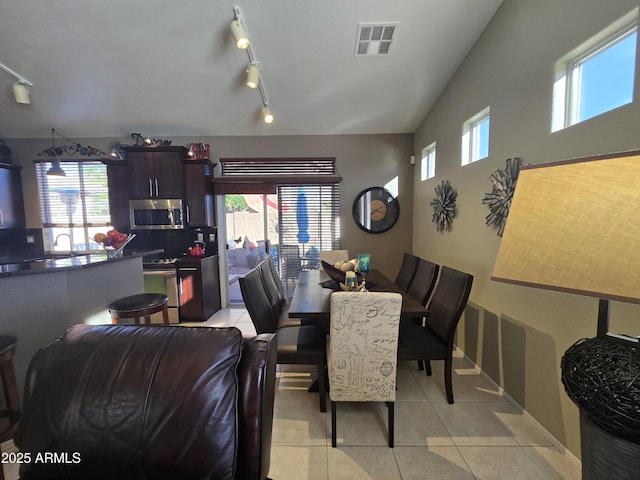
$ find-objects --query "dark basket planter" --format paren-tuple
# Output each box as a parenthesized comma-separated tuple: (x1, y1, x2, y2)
(580, 411, 640, 480)
(561, 337, 640, 479)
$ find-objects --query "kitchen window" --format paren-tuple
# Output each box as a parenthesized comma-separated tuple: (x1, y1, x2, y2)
(35, 160, 112, 254)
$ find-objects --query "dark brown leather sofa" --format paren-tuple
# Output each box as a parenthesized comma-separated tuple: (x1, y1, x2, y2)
(18, 324, 277, 480)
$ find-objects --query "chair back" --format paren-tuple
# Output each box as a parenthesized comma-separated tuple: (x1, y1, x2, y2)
(257, 257, 285, 317)
(239, 268, 278, 334)
(394, 253, 419, 291)
(280, 245, 301, 281)
(266, 255, 285, 300)
(426, 266, 473, 346)
(328, 292, 402, 402)
(319, 250, 350, 270)
(406, 258, 440, 305)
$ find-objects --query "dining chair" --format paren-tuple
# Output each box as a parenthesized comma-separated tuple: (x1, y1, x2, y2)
(279, 244, 302, 292)
(319, 250, 350, 270)
(327, 291, 402, 447)
(239, 267, 327, 412)
(394, 253, 419, 291)
(397, 266, 473, 404)
(258, 256, 311, 329)
(406, 258, 440, 306)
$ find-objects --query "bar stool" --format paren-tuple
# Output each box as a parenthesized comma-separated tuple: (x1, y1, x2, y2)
(0, 336, 20, 480)
(109, 293, 170, 325)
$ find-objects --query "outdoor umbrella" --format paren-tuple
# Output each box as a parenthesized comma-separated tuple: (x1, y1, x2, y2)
(296, 186, 310, 254)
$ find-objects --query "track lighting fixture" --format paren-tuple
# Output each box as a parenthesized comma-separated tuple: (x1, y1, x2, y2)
(230, 6, 274, 125)
(1, 62, 33, 104)
(230, 8, 250, 49)
(246, 63, 260, 89)
(262, 104, 274, 124)
(12, 82, 30, 104)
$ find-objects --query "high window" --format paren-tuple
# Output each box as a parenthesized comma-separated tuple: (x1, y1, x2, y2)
(36, 160, 112, 253)
(421, 142, 436, 181)
(462, 106, 490, 165)
(553, 10, 638, 131)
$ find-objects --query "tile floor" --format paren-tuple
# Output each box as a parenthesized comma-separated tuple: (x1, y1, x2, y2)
(2, 308, 582, 480)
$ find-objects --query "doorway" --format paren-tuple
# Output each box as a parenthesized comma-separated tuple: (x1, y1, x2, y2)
(225, 193, 280, 304)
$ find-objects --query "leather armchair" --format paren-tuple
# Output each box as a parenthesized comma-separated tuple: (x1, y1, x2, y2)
(18, 324, 277, 480)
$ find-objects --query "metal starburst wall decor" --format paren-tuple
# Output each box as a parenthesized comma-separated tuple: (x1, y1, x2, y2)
(482, 157, 521, 237)
(430, 180, 457, 232)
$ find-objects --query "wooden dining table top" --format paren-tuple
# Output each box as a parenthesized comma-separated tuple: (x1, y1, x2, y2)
(288, 269, 428, 320)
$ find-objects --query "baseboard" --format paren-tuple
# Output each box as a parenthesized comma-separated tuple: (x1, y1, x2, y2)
(456, 347, 581, 468)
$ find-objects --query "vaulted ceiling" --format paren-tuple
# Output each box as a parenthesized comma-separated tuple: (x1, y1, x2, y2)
(0, 0, 502, 139)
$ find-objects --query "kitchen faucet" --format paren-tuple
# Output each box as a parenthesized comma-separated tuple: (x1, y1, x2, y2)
(54, 233, 73, 254)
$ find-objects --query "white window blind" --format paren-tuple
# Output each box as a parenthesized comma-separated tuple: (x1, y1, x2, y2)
(36, 160, 111, 252)
(277, 184, 341, 254)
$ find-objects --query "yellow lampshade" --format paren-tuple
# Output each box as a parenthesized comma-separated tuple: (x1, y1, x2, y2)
(492, 151, 640, 305)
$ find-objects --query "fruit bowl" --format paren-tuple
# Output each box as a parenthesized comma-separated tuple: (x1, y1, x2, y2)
(321, 260, 362, 284)
(104, 234, 135, 258)
(92, 230, 136, 258)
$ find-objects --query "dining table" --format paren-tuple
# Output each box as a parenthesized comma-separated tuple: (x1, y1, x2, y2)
(288, 269, 428, 324)
(288, 268, 428, 393)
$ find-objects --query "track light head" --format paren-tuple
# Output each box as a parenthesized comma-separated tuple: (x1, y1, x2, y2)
(231, 17, 250, 49)
(12, 82, 30, 104)
(246, 63, 260, 88)
(262, 104, 274, 124)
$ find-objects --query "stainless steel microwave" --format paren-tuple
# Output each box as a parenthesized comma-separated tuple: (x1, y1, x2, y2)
(129, 199, 184, 230)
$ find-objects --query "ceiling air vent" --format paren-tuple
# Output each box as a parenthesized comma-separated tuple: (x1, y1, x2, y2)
(355, 23, 398, 56)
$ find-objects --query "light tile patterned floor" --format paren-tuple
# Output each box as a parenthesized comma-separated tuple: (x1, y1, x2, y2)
(191, 308, 582, 480)
(3, 308, 582, 480)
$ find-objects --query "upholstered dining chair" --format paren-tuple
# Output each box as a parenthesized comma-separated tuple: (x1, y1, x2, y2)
(319, 250, 350, 270)
(240, 267, 327, 412)
(397, 266, 473, 404)
(394, 253, 419, 291)
(327, 291, 402, 447)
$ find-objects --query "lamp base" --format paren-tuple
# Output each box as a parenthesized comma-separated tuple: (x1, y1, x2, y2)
(580, 411, 640, 480)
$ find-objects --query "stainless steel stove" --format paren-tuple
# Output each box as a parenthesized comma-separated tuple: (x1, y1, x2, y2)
(143, 258, 178, 270)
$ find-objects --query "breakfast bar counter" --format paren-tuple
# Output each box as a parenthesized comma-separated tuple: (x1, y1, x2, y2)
(0, 253, 153, 396)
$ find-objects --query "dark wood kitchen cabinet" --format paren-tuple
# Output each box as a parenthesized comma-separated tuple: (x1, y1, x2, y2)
(104, 161, 130, 231)
(177, 255, 221, 321)
(183, 160, 215, 227)
(123, 146, 187, 199)
(0, 163, 25, 229)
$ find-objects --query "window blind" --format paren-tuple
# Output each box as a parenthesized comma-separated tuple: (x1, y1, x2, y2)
(277, 184, 341, 253)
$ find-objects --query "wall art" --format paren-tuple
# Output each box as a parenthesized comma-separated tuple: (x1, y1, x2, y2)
(430, 180, 457, 232)
(482, 157, 521, 237)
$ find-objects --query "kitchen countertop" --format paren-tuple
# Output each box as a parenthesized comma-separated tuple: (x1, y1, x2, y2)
(0, 249, 164, 277)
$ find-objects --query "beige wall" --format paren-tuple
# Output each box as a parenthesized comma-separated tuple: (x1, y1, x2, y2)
(413, 0, 640, 458)
(9, 133, 414, 278)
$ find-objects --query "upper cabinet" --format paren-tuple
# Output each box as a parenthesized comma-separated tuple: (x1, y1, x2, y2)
(123, 146, 187, 199)
(109, 147, 217, 229)
(0, 164, 26, 229)
(183, 161, 215, 228)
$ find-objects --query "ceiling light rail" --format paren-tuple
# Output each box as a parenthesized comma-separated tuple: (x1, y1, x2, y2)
(230, 6, 274, 124)
(0, 61, 33, 104)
